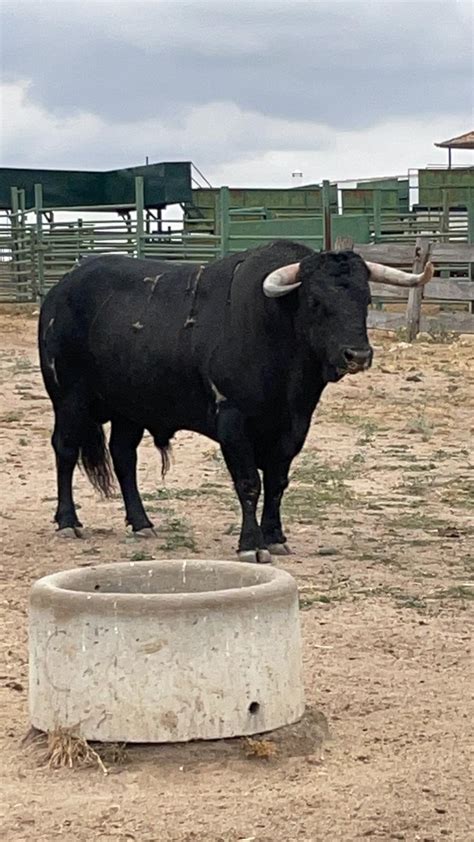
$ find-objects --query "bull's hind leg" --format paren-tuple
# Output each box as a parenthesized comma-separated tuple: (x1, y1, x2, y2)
(109, 417, 153, 534)
(217, 403, 271, 563)
(52, 396, 84, 537)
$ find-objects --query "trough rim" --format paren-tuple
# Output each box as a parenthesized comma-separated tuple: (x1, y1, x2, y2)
(30, 558, 298, 616)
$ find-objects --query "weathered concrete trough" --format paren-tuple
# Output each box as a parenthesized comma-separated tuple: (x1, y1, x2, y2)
(29, 559, 305, 743)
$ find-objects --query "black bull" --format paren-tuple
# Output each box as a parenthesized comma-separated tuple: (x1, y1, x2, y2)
(38, 240, 431, 562)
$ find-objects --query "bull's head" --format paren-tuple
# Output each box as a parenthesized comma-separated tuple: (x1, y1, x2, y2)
(262, 251, 433, 382)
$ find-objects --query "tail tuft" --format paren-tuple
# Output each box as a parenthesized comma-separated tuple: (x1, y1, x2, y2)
(80, 421, 115, 497)
(153, 435, 172, 479)
(160, 445, 172, 479)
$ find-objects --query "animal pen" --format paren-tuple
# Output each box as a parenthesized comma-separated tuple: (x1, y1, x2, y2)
(0, 162, 473, 337)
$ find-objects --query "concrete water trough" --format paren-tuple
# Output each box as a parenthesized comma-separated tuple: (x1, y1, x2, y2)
(29, 559, 305, 743)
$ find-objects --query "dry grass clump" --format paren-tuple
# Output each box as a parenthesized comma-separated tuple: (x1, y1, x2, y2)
(23, 726, 110, 775)
(244, 737, 278, 760)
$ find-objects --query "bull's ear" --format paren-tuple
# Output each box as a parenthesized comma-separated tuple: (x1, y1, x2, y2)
(263, 263, 301, 298)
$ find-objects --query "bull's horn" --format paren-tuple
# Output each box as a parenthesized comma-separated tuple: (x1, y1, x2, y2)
(366, 261, 434, 288)
(263, 263, 301, 298)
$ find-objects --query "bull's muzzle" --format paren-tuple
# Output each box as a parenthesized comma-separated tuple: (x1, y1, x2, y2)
(342, 347, 372, 374)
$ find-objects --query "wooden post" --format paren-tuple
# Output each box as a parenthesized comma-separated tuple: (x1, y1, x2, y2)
(218, 186, 230, 257)
(333, 236, 354, 251)
(322, 180, 331, 249)
(135, 176, 145, 258)
(405, 236, 431, 341)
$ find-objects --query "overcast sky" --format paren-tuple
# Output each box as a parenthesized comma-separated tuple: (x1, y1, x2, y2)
(1, 0, 473, 186)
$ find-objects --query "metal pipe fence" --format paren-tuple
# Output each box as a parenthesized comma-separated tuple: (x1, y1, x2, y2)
(1, 177, 473, 306)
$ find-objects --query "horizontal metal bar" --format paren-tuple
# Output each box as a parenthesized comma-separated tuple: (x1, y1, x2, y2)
(228, 235, 323, 242)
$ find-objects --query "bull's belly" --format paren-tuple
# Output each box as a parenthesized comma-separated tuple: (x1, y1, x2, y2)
(89, 372, 217, 440)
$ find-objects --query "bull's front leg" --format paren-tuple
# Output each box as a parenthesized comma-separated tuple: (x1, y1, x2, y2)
(261, 457, 292, 556)
(216, 402, 271, 564)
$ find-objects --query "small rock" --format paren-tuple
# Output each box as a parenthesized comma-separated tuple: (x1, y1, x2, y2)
(5, 681, 24, 692)
(416, 332, 434, 343)
(388, 342, 411, 353)
(306, 754, 323, 765)
(458, 333, 474, 345)
(437, 526, 461, 539)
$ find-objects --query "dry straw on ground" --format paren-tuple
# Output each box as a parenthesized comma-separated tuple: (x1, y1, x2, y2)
(24, 726, 109, 775)
(244, 737, 278, 759)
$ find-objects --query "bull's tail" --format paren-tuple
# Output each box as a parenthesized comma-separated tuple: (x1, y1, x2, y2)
(153, 434, 172, 479)
(80, 419, 115, 497)
(159, 444, 172, 479)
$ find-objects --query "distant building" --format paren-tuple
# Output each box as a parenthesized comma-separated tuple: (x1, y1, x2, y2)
(435, 131, 474, 168)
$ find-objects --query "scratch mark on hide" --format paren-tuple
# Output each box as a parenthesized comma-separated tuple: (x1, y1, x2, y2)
(43, 317, 54, 341)
(143, 274, 163, 298)
(226, 259, 245, 305)
(184, 264, 205, 328)
(88, 292, 115, 339)
(210, 381, 226, 404)
(48, 357, 59, 386)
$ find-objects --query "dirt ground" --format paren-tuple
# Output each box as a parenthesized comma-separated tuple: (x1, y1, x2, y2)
(0, 308, 473, 842)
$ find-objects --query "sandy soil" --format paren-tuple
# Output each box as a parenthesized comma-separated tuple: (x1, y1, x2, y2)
(0, 308, 473, 842)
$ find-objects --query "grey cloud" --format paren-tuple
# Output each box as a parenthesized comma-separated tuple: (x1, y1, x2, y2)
(1, 0, 472, 131)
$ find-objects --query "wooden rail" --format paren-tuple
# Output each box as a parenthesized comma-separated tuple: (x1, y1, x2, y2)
(339, 238, 474, 336)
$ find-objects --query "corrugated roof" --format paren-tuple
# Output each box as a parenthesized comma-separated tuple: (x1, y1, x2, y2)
(435, 131, 474, 150)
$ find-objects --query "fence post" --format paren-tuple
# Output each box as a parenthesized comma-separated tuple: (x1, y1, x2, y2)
(441, 187, 450, 239)
(10, 186, 19, 217)
(219, 186, 230, 257)
(373, 190, 382, 242)
(333, 235, 354, 251)
(468, 188, 474, 245)
(18, 189, 31, 300)
(135, 176, 145, 258)
(34, 183, 45, 301)
(18, 189, 26, 215)
(406, 236, 430, 342)
(10, 187, 22, 301)
(322, 180, 331, 249)
(77, 218, 83, 261)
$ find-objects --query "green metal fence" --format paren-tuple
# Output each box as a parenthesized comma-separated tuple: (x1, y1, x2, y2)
(1, 175, 473, 303)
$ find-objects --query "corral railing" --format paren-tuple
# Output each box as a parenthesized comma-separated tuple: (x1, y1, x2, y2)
(354, 239, 474, 336)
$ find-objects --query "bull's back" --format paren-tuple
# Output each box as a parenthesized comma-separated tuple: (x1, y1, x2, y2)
(42, 255, 218, 431)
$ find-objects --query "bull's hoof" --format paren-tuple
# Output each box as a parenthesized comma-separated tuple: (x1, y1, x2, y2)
(133, 527, 157, 539)
(267, 543, 291, 556)
(56, 526, 84, 539)
(238, 549, 272, 564)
